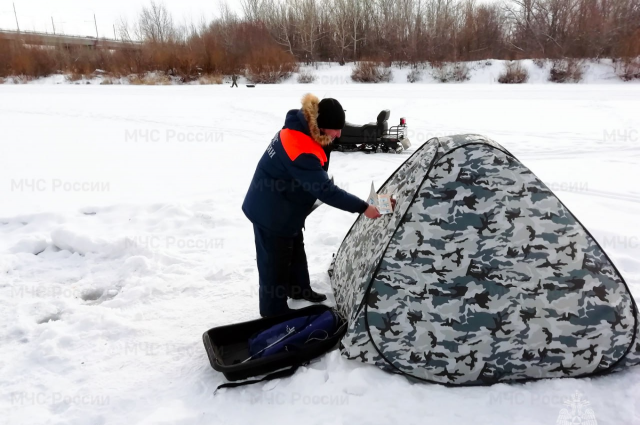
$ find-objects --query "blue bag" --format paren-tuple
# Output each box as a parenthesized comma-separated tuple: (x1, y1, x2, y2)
(247, 310, 337, 360)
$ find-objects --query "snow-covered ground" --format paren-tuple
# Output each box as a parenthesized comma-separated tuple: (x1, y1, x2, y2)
(3, 59, 639, 86)
(1, 82, 639, 425)
(287, 59, 637, 85)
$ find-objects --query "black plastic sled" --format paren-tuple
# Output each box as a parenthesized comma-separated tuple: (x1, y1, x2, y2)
(203, 305, 346, 388)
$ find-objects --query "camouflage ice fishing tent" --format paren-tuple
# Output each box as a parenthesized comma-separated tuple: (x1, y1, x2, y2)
(329, 134, 640, 386)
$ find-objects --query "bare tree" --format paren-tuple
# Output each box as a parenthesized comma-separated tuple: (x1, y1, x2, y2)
(262, 0, 298, 56)
(241, 0, 266, 22)
(216, 0, 239, 51)
(293, 0, 325, 63)
(116, 16, 134, 42)
(327, 0, 354, 62)
(349, 0, 366, 59)
(136, 1, 176, 43)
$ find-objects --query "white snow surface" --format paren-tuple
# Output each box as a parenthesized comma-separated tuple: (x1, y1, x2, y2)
(1, 81, 639, 425)
(3, 59, 640, 86)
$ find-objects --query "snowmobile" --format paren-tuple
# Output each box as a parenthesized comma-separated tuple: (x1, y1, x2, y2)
(333, 110, 411, 154)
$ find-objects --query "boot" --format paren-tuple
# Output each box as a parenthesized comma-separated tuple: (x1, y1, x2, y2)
(289, 288, 327, 303)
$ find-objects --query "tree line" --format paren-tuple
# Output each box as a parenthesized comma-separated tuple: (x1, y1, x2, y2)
(1, 0, 638, 79)
(128, 0, 639, 64)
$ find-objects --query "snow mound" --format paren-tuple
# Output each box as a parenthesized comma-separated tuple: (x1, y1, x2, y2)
(10, 236, 48, 255)
(50, 226, 152, 258)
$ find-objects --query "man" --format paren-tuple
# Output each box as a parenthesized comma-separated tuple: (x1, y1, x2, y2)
(243, 93, 381, 317)
(231, 74, 238, 88)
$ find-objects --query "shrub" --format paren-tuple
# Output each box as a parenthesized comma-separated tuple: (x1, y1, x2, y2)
(10, 45, 57, 78)
(9, 75, 33, 84)
(65, 73, 85, 82)
(247, 62, 296, 84)
(246, 46, 298, 84)
(197, 74, 224, 84)
(127, 75, 144, 85)
(533, 58, 546, 69)
(351, 61, 392, 83)
(431, 61, 470, 83)
(0, 41, 11, 77)
(407, 68, 422, 83)
(297, 70, 316, 83)
(128, 72, 173, 85)
(549, 59, 584, 83)
(615, 57, 640, 81)
(498, 61, 529, 84)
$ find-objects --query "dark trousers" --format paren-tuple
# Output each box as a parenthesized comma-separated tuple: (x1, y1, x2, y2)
(231, 81, 238, 87)
(253, 224, 311, 317)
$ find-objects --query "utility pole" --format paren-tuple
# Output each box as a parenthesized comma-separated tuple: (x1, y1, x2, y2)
(113, 24, 116, 40)
(94, 14, 98, 38)
(13, 3, 20, 32)
(52, 17, 56, 35)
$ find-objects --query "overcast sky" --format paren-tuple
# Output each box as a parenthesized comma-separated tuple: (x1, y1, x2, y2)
(1, 0, 499, 39)
(0, 0, 239, 38)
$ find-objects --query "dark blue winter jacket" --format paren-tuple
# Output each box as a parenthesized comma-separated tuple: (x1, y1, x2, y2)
(242, 109, 368, 237)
